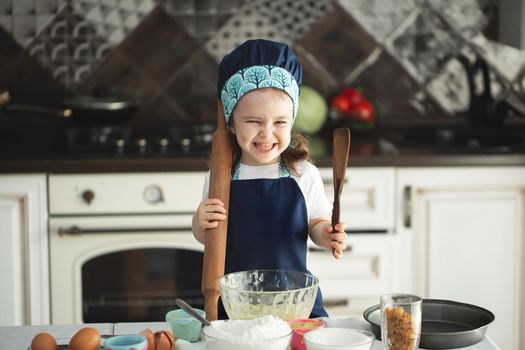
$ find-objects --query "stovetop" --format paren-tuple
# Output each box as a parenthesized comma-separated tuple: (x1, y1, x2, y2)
(0, 123, 214, 160)
(58, 126, 212, 159)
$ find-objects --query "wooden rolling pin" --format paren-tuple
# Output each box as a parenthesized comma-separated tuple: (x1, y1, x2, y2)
(201, 100, 233, 321)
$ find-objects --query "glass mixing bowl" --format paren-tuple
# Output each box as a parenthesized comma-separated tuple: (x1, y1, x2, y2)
(218, 269, 319, 321)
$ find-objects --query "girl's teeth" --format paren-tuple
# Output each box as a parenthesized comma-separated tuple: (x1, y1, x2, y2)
(256, 143, 274, 151)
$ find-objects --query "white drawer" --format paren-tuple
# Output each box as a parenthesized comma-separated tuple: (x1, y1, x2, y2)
(307, 234, 396, 299)
(320, 167, 395, 230)
(48, 172, 206, 215)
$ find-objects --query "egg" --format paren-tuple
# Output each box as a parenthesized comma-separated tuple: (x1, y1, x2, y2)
(69, 327, 100, 350)
(30, 332, 57, 350)
(154, 330, 175, 350)
(138, 328, 155, 350)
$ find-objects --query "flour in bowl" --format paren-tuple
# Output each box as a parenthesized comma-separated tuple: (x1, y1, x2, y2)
(204, 315, 292, 343)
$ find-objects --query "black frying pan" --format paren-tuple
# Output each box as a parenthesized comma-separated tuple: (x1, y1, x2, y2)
(0, 90, 140, 127)
(363, 299, 494, 349)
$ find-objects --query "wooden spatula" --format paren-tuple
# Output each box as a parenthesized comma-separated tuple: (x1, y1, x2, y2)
(331, 128, 351, 257)
(201, 100, 233, 321)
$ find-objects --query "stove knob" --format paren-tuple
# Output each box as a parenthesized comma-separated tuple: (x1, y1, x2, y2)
(114, 138, 125, 155)
(136, 138, 147, 155)
(82, 190, 95, 205)
(158, 138, 169, 155)
(144, 185, 164, 204)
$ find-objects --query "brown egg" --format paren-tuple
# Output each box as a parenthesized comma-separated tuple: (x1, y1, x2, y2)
(138, 328, 155, 350)
(154, 330, 175, 350)
(31, 332, 57, 350)
(69, 327, 100, 350)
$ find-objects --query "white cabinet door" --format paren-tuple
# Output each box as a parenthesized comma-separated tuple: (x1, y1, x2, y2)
(0, 174, 49, 325)
(396, 167, 525, 350)
(319, 167, 395, 230)
(314, 167, 397, 316)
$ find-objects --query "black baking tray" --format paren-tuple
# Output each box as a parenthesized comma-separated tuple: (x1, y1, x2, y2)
(363, 299, 494, 349)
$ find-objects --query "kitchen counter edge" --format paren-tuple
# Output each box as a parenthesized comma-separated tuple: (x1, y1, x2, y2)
(1, 154, 524, 174)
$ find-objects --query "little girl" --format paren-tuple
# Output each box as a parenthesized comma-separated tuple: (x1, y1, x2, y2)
(192, 39, 347, 318)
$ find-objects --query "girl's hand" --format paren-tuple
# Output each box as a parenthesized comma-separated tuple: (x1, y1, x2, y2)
(323, 222, 347, 259)
(195, 198, 227, 232)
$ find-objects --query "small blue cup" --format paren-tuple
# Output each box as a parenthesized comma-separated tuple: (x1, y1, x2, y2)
(104, 335, 147, 350)
(165, 308, 205, 343)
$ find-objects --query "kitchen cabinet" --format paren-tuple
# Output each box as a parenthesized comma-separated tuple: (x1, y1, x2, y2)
(396, 167, 525, 350)
(0, 174, 49, 326)
(310, 168, 398, 316)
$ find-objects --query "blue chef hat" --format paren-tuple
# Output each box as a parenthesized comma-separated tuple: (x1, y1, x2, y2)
(217, 39, 303, 126)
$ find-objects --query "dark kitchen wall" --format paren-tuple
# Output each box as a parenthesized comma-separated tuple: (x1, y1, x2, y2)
(1, 0, 525, 133)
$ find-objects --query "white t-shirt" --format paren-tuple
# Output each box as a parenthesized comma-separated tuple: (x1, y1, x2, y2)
(202, 160, 332, 220)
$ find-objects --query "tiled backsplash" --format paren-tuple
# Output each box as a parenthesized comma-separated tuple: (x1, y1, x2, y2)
(1, 0, 525, 132)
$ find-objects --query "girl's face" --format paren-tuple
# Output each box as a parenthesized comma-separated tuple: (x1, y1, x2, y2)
(231, 88, 293, 166)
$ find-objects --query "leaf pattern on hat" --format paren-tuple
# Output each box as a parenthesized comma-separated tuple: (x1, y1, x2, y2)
(259, 79, 282, 89)
(225, 74, 243, 99)
(271, 67, 292, 88)
(238, 82, 257, 97)
(227, 98, 238, 118)
(244, 66, 270, 86)
(221, 65, 300, 125)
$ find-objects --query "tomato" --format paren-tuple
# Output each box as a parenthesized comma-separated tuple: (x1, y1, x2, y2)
(331, 95, 351, 113)
(342, 100, 376, 124)
(341, 88, 364, 109)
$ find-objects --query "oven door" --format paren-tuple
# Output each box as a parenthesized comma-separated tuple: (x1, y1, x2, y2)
(49, 214, 203, 324)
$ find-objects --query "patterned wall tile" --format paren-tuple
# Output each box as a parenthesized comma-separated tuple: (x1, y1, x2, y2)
(253, 0, 334, 41)
(73, 0, 154, 44)
(3, 0, 156, 88)
(0, 0, 519, 128)
(386, 6, 465, 85)
(425, 42, 513, 118)
(79, 5, 201, 100)
(352, 50, 440, 120)
(296, 2, 378, 85)
(36, 0, 62, 14)
(425, 52, 473, 115)
(163, 0, 245, 41)
(0, 0, 67, 47)
(470, 33, 525, 85)
(427, 0, 496, 40)
(204, 0, 289, 62)
(337, 0, 417, 43)
(0, 1, 13, 14)
(157, 50, 218, 124)
(78, 48, 159, 100)
(292, 44, 339, 99)
(204, 0, 333, 63)
(0, 41, 66, 104)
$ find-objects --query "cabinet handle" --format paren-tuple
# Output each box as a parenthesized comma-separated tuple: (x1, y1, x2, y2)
(403, 185, 412, 228)
(57, 226, 192, 236)
(323, 178, 348, 185)
(308, 245, 352, 253)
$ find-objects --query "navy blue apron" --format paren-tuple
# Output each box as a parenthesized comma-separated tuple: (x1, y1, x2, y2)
(218, 171, 328, 319)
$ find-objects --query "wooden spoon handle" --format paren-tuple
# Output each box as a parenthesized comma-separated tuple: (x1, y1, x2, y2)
(331, 128, 351, 256)
(201, 101, 232, 321)
(331, 196, 340, 229)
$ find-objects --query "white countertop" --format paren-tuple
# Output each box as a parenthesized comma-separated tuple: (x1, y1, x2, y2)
(0, 318, 500, 350)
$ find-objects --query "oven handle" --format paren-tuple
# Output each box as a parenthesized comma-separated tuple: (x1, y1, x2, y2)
(57, 225, 193, 236)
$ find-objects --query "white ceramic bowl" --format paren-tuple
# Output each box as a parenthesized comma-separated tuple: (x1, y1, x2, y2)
(303, 328, 375, 350)
(201, 317, 292, 350)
